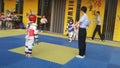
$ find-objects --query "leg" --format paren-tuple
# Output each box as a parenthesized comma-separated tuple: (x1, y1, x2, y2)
(0, 21, 2, 29)
(2, 21, 6, 30)
(41, 24, 45, 31)
(10, 22, 13, 29)
(40, 24, 43, 31)
(1, 21, 4, 29)
(7, 22, 10, 29)
(92, 25, 98, 40)
(36, 38, 39, 45)
(78, 28, 86, 56)
(25, 39, 29, 56)
(98, 25, 104, 40)
(4, 21, 6, 30)
(28, 37, 34, 57)
(73, 31, 76, 40)
(68, 32, 73, 42)
(25, 37, 34, 58)
(35, 34, 39, 45)
(75, 30, 79, 40)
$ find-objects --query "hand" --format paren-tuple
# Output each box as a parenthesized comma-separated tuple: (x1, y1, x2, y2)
(68, 27, 73, 30)
(25, 35, 29, 39)
(76, 21, 80, 26)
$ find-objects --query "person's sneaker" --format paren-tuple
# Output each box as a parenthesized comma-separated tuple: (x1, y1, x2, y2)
(89, 38, 93, 40)
(69, 40, 72, 42)
(68, 39, 71, 42)
(68, 39, 72, 42)
(76, 55, 85, 59)
(41, 30, 43, 32)
(99, 39, 104, 42)
(27, 54, 32, 58)
(25, 54, 28, 57)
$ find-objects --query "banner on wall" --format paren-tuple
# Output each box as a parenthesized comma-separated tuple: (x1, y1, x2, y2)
(81, 0, 105, 37)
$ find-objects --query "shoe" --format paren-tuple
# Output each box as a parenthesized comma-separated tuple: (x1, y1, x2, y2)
(41, 30, 43, 32)
(91, 38, 94, 40)
(25, 54, 28, 57)
(68, 39, 72, 42)
(27, 54, 32, 58)
(89, 38, 93, 40)
(76, 55, 85, 59)
(69, 40, 72, 42)
(100, 39, 104, 42)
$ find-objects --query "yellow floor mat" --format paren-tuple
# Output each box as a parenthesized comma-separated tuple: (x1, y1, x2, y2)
(9, 42, 78, 65)
(0, 29, 25, 37)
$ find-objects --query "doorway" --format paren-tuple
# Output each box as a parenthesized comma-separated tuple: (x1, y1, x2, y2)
(50, 0, 66, 34)
(38, 0, 52, 31)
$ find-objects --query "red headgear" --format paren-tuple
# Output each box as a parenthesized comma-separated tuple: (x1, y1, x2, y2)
(29, 14, 37, 23)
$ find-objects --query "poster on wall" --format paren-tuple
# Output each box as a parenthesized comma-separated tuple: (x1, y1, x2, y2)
(81, 0, 104, 15)
(88, 0, 102, 11)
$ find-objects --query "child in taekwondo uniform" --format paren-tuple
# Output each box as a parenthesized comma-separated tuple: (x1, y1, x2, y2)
(67, 21, 74, 42)
(25, 21, 37, 58)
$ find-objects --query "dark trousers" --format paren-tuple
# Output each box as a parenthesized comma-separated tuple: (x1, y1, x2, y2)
(40, 23, 45, 30)
(92, 25, 103, 40)
(78, 28, 86, 56)
(2, 21, 6, 30)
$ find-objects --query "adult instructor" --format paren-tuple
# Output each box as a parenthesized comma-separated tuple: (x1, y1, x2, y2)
(76, 6, 89, 59)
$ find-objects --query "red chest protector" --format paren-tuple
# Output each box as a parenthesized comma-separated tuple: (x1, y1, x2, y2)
(29, 29, 34, 36)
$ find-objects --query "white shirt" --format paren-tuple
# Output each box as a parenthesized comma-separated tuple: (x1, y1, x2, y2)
(97, 15, 101, 25)
(79, 13, 89, 29)
(40, 18, 47, 24)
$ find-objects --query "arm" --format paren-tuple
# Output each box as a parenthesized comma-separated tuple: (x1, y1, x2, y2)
(68, 24, 75, 30)
(74, 21, 80, 27)
(74, 15, 85, 27)
(45, 18, 48, 23)
(68, 27, 73, 30)
(40, 19, 42, 24)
